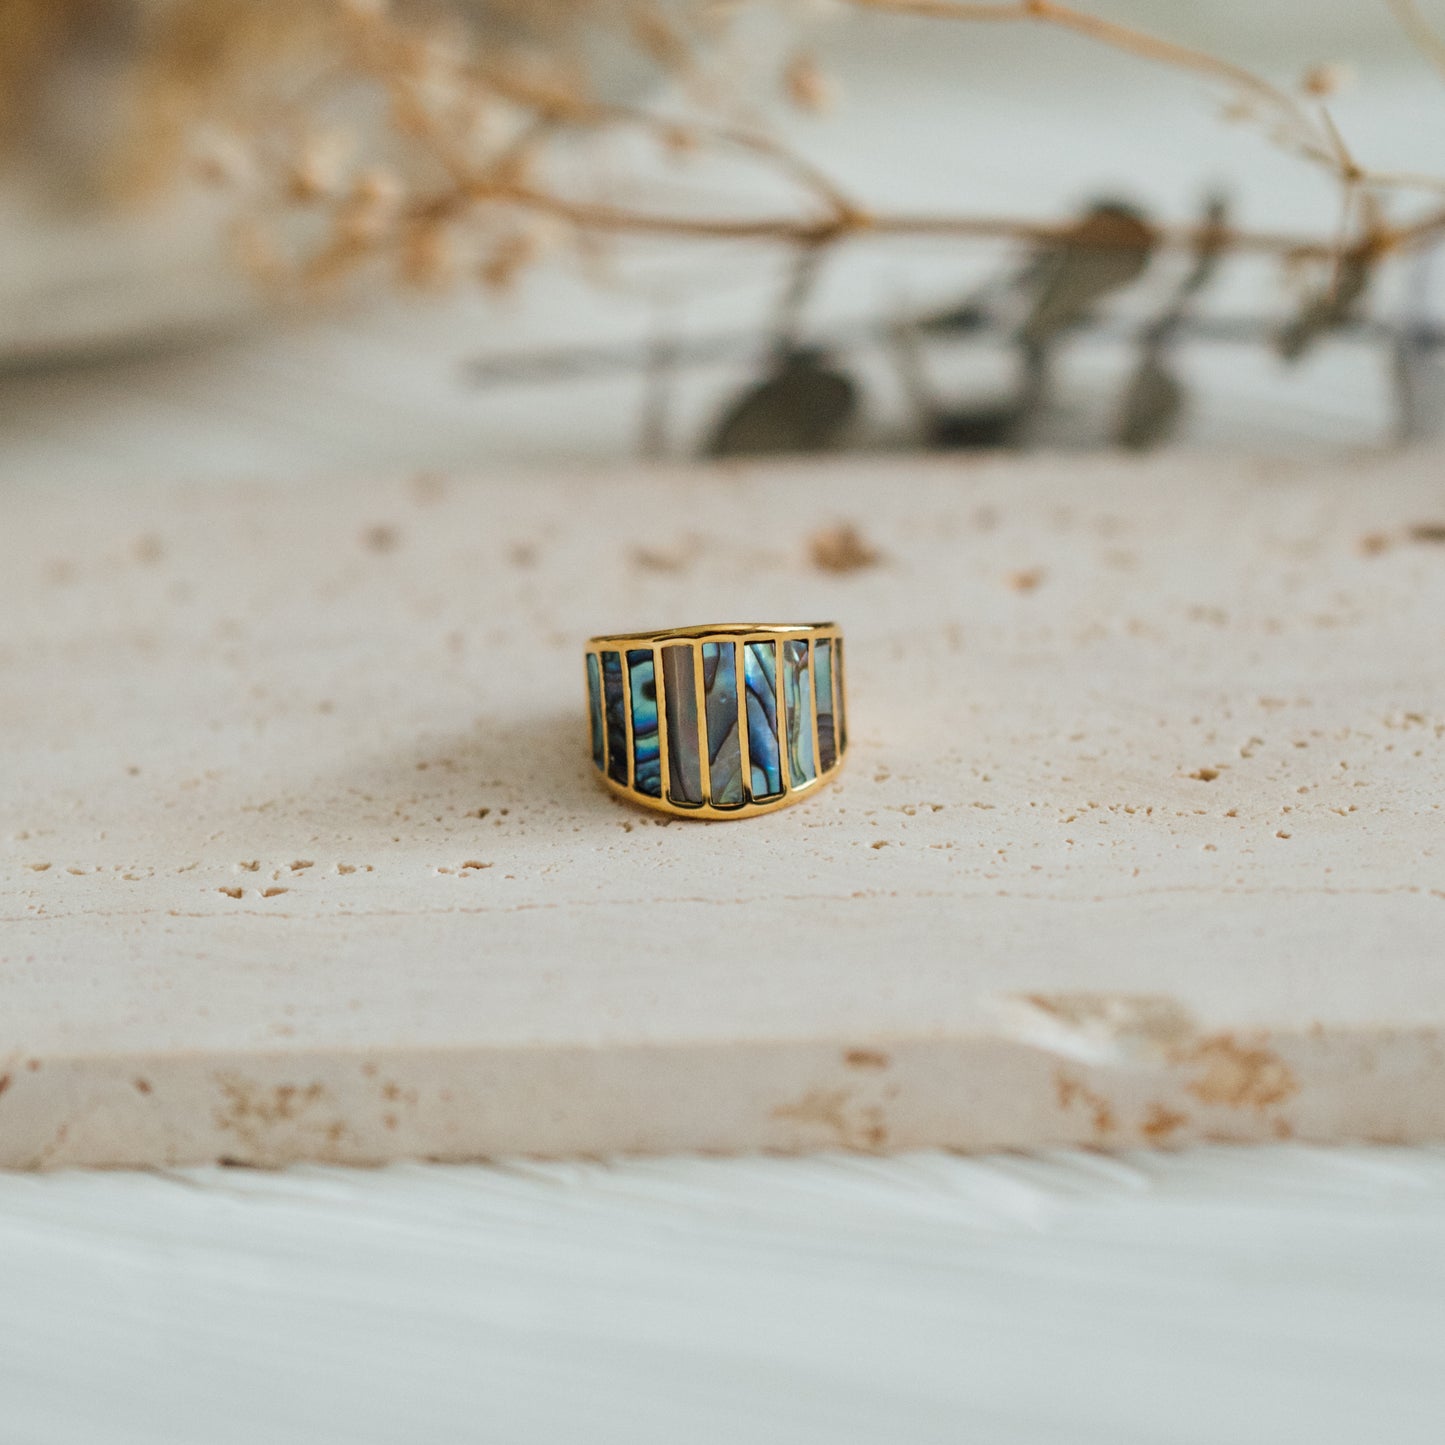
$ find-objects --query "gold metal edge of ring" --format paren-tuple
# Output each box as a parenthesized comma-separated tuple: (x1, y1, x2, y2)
(588, 621, 834, 647)
(587, 623, 845, 821)
(598, 767, 842, 821)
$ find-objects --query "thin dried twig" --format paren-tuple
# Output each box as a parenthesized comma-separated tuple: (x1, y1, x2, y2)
(1387, 0, 1445, 85)
(846, 0, 1445, 210)
(464, 64, 864, 224)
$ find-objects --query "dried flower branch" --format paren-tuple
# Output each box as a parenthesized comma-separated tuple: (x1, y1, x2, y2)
(11, 0, 1445, 294)
(253, 0, 1445, 293)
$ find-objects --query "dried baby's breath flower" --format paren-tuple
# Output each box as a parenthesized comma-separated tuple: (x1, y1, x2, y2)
(387, 81, 437, 142)
(698, 0, 747, 33)
(629, 3, 692, 70)
(0, 0, 80, 152)
(479, 229, 541, 292)
(230, 216, 286, 283)
(783, 53, 836, 114)
(335, 166, 404, 244)
(661, 124, 701, 156)
(1300, 62, 1355, 98)
(400, 216, 456, 288)
(190, 125, 255, 188)
(307, 233, 372, 288)
(287, 128, 354, 203)
(451, 93, 505, 154)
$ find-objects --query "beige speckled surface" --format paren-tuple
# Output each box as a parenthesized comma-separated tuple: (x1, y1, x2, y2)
(3, 453, 1444, 1165)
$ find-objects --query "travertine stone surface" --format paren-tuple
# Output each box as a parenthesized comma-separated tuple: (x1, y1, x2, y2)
(2, 453, 1444, 1166)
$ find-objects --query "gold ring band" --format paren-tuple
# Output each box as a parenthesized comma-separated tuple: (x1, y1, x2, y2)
(585, 623, 848, 819)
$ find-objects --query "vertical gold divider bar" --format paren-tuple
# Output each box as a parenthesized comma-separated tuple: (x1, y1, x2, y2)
(693, 640, 711, 805)
(653, 646, 668, 805)
(737, 639, 752, 804)
(622, 650, 637, 792)
(808, 636, 822, 782)
(775, 638, 792, 796)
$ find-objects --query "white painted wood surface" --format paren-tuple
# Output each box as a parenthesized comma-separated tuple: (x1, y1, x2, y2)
(2, 1146, 1444, 1445)
(4, 452, 1445, 1165)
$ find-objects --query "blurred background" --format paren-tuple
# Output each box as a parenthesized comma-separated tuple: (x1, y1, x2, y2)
(4, 0, 1445, 488)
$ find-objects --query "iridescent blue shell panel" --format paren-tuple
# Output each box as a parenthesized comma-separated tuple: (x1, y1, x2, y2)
(662, 645, 703, 805)
(602, 650, 628, 784)
(627, 649, 662, 797)
(586, 653, 605, 772)
(702, 641, 743, 806)
(834, 636, 847, 752)
(744, 641, 782, 800)
(781, 639, 817, 785)
(813, 637, 836, 771)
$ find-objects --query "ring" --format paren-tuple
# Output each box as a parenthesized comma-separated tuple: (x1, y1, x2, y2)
(585, 623, 847, 818)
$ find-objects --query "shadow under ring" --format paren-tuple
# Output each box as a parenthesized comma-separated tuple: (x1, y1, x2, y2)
(585, 623, 848, 819)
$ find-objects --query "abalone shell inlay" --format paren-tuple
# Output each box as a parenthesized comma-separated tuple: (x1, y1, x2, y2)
(834, 636, 848, 752)
(627, 649, 661, 797)
(781, 639, 817, 785)
(702, 641, 744, 806)
(661, 645, 703, 805)
(744, 641, 783, 799)
(814, 637, 836, 771)
(586, 653, 605, 772)
(602, 650, 628, 785)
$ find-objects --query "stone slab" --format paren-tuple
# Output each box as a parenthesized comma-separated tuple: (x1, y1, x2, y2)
(3, 453, 1444, 1164)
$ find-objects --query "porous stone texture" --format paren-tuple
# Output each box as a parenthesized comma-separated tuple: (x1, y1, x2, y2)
(2, 453, 1444, 1166)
